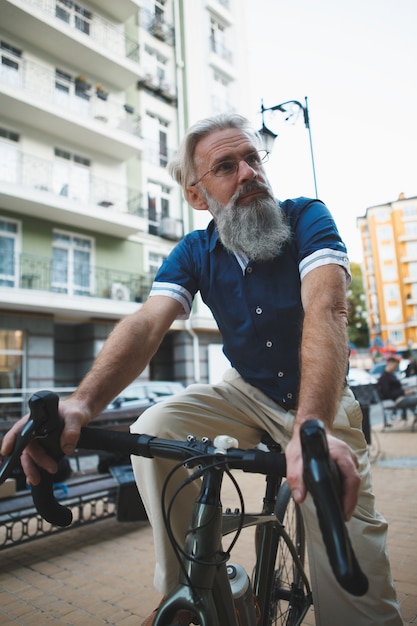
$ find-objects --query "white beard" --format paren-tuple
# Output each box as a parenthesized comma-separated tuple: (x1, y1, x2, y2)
(202, 182, 291, 261)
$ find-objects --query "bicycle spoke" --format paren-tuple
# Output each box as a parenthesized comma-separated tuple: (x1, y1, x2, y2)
(269, 484, 311, 626)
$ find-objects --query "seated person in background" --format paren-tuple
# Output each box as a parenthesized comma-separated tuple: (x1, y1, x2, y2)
(377, 357, 417, 421)
(405, 357, 417, 377)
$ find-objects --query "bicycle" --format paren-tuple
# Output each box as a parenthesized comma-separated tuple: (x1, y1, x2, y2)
(0, 390, 368, 626)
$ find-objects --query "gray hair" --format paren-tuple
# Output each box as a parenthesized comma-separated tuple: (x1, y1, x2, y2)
(168, 113, 262, 190)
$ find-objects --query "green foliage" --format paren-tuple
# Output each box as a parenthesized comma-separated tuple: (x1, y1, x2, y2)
(347, 262, 369, 348)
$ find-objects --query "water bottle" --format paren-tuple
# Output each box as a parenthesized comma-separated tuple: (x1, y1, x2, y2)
(227, 563, 257, 626)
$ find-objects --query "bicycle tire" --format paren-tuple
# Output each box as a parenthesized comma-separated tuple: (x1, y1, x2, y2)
(268, 481, 310, 626)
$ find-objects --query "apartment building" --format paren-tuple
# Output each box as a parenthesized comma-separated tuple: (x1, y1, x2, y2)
(0, 0, 250, 415)
(357, 193, 417, 355)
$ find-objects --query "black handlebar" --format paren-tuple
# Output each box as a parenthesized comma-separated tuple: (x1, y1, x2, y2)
(301, 420, 369, 596)
(0, 391, 368, 596)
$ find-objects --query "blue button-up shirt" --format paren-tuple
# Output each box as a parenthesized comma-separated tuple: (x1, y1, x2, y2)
(150, 197, 350, 408)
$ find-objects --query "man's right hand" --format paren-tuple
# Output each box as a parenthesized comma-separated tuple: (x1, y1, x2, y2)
(1, 397, 91, 486)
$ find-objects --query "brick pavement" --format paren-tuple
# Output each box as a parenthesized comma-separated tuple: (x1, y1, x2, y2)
(0, 422, 416, 625)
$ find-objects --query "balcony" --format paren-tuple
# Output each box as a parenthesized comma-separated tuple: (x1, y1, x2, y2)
(139, 9, 175, 46)
(137, 73, 177, 106)
(87, 0, 141, 22)
(0, 59, 143, 159)
(0, 149, 150, 237)
(1, 0, 141, 89)
(0, 252, 155, 319)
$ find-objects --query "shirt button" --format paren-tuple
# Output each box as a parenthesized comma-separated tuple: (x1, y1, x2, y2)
(287, 392, 293, 399)
(246, 266, 253, 274)
(266, 340, 273, 348)
(277, 371, 284, 377)
(256, 307, 262, 314)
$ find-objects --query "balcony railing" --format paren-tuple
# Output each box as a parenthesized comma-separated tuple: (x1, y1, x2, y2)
(2, 252, 155, 304)
(139, 8, 175, 46)
(0, 148, 146, 218)
(20, 0, 139, 62)
(0, 58, 141, 138)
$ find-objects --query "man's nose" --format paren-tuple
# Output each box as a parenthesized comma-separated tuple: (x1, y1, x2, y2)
(237, 158, 258, 182)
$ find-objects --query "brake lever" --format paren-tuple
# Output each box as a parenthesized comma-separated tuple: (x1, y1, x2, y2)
(300, 419, 369, 596)
(28, 390, 73, 527)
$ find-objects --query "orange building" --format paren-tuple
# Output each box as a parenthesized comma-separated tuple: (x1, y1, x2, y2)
(357, 193, 417, 355)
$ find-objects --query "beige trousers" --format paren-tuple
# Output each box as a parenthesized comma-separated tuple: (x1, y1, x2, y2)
(130, 368, 402, 626)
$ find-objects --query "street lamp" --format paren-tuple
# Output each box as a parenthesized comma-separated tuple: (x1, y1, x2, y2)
(258, 96, 318, 199)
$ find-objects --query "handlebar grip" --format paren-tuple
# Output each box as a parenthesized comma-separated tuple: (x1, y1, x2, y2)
(300, 420, 369, 596)
(29, 391, 73, 527)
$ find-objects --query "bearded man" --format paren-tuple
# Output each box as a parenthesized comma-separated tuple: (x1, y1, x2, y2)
(2, 114, 402, 626)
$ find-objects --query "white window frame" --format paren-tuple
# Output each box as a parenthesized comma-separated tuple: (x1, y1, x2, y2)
(0, 40, 22, 87)
(53, 147, 91, 204)
(0, 216, 21, 288)
(55, 1, 92, 35)
(52, 229, 95, 296)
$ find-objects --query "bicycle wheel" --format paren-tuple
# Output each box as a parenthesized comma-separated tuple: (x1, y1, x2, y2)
(268, 481, 311, 626)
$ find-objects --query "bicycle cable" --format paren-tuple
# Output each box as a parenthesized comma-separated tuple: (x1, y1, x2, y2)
(160, 453, 246, 593)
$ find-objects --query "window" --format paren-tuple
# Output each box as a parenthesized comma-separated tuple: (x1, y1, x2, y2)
(409, 262, 417, 279)
(0, 40, 22, 87)
(159, 125, 168, 166)
(0, 127, 20, 185)
(376, 224, 393, 243)
(406, 241, 417, 259)
(147, 182, 170, 235)
(405, 221, 417, 237)
(210, 16, 231, 62)
(403, 205, 417, 218)
(375, 209, 391, 222)
(210, 17, 225, 54)
(378, 242, 395, 261)
(389, 329, 404, 344)
(56, 1, 92, 35)
(54, 68, 72, 105)
(52, 230, 93, 296)
(212, 71, 231, 114)
(0, 330, 24, 392)
(143, 46, 167, 85)
(149, 251, 166, 280)
(381, 263, 397, 281)
(145, 113, 169, 166)
(53, 147, 90, 204)
(154, 0, 167, 20)
(0, 217, 20, 287)
(54, 69, 91, 115)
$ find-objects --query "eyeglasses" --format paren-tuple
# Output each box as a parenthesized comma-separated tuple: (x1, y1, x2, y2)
(190, 150, 269, 186)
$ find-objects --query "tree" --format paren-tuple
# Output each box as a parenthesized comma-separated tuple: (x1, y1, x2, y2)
(347, 262, 369, 348)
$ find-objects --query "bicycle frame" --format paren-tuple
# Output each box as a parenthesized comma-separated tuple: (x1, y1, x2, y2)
(155, 468, 239, 626)
(154, 457, 311, 626)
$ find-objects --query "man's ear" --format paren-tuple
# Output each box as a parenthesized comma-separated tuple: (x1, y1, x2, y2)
(185, 185, 208, 212)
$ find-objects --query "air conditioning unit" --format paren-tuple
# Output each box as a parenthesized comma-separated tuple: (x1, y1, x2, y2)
(159, 217, 183, 242)
(111, 282, 130, 301)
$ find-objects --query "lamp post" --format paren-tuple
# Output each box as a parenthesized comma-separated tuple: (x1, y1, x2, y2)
(258, 96, 318, 199)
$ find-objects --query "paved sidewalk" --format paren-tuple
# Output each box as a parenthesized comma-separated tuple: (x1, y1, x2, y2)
(0, 423, 416, 625)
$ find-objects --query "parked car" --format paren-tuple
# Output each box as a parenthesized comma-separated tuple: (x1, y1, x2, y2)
(347, 367, 377, 387)
(92, 380, 185, 473)
(94, 380, 185, 430)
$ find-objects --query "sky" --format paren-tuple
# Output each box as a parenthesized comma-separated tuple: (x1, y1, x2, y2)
(243, 0, 417, 262)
